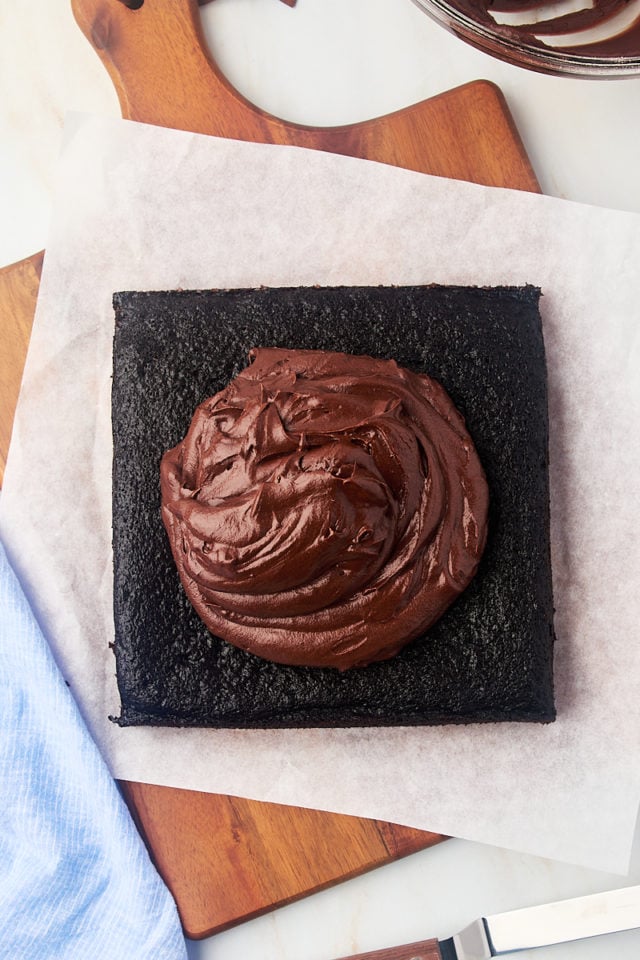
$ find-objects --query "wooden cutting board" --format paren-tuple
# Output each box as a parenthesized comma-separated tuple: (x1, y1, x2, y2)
(0, 0, 541, 940)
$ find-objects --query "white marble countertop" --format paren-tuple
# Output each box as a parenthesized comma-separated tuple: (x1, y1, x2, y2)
(3, 2, 640, 958)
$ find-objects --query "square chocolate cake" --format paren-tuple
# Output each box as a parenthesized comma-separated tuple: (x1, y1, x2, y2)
(111, 285, 555, 726)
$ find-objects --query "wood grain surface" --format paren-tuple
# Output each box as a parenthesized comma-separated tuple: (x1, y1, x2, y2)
(332, 939, 444, 960)
(0, 252, 44, 486)
(72, 0, 539, 189)
(0, 0, 540, 940)
(121, 781, 444, 938)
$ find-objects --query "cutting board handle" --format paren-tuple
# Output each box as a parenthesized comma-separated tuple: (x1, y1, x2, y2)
(70, 0, 540, 187)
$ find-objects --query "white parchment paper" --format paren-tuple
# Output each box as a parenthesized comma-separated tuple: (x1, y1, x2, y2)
(2, 113, 640, 873)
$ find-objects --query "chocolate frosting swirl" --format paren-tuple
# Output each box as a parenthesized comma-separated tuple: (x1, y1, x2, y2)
(160, 348, 489, 669)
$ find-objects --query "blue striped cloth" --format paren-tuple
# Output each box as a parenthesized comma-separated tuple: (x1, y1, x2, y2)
(0, 540, 188, 959)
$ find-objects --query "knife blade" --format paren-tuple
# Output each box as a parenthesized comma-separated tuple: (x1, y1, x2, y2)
(331, 884, 640, 960)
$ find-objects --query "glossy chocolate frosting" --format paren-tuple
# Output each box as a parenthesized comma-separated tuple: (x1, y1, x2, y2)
(160, 348, 489, 669)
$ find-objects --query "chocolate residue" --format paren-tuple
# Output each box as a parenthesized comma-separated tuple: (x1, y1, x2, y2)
(160, 347, 489, 669)
(455, 0, 640, 57)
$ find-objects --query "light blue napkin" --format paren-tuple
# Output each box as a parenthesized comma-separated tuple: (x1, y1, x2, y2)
(0, 540, 188, 959)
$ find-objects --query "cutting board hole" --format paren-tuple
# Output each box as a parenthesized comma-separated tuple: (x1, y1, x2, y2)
(117, 0, 144, 9)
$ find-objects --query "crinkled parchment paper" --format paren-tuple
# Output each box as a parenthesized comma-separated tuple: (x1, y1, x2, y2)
(2, 113, 640, 872)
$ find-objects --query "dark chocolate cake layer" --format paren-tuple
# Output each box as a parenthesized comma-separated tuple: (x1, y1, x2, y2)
(111, 285, 555, 727)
